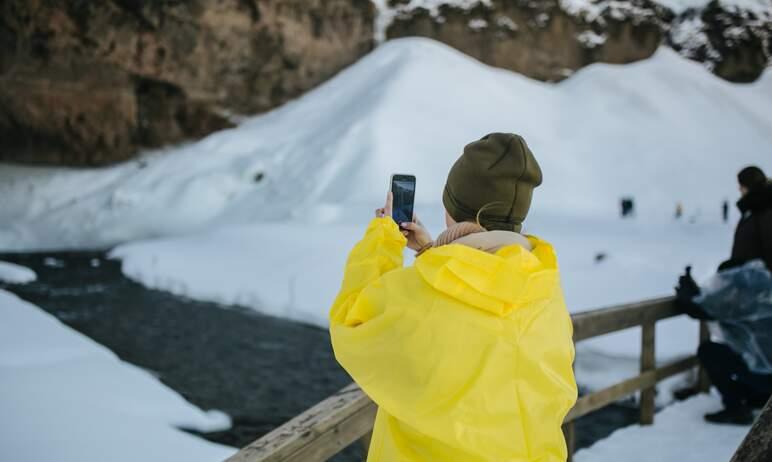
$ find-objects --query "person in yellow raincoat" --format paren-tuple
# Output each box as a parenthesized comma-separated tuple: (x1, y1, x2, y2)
(329, 133, 577, 461)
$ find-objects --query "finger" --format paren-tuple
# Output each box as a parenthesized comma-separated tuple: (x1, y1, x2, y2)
(400, 222, 418, 230)
(401, 230, 409, 236)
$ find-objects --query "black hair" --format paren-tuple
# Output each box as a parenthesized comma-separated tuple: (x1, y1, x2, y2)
(737, 166, 767, 191)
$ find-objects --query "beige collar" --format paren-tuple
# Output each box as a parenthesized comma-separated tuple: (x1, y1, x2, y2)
(452, 230, 533, 254)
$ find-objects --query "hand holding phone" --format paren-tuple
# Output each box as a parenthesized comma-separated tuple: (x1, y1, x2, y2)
(375, 174, 432, 252)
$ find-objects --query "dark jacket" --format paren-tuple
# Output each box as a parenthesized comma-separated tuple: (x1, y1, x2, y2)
(721, 182, 772, 272)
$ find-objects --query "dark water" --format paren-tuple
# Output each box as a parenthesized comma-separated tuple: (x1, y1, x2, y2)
(0, 251, 639, 460)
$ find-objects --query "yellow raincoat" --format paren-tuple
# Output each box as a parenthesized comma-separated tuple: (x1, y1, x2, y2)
(329, 218, 577, 461)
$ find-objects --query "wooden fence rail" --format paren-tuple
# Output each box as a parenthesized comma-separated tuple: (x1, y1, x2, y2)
(226, 296, 709, 462)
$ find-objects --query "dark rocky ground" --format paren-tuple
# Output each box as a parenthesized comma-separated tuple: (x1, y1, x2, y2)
(0, 251, 640, 461)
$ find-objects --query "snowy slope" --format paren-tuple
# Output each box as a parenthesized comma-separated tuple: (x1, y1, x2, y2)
(0, 289, 235, 462)
(1, 38, 770, 251)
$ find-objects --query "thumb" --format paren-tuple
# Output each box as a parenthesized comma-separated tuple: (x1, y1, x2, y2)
(400, 222, 419, 231)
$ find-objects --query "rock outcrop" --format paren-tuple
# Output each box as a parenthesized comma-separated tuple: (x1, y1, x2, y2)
(668, 2, 771, 82)
(385, 0, 668, 82)
(380, 0, 771, 83)
(0, 0, 374, 165)
(1, 0, 768, 166)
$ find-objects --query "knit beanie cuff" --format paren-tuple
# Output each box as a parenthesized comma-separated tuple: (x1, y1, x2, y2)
(443, 184, 522, 232)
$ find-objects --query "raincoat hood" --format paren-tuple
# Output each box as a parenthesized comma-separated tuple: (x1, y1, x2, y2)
(416, 237, 559, 317)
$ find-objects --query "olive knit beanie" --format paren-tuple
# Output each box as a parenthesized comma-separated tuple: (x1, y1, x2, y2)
(443, 133, 542, 232)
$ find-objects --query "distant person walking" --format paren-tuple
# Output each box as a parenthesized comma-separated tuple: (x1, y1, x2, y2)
(720, 166, 772, 271)
(722, 199, 729, 223)
(329, 133, 577, 461)
(675, 202, 684, 220)
(620, 197, 635, 218)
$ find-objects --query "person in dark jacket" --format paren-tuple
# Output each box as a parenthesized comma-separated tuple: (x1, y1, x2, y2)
(719, 166, 772, 271)
(674, 166, 772, 425)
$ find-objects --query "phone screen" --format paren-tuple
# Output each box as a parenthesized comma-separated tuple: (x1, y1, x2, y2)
(391, 175, 415, 224)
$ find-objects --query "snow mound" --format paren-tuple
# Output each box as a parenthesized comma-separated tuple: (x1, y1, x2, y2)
(1, 38, 770, 251)
(575, 394, 750, 461)
(0, 261, 36, 284)
(0, 289, 235, 462)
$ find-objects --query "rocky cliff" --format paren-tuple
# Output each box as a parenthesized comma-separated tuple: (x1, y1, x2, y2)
(0, 0, 374, 165)
(1, 0, 768, 166)
(379, 0, 770, 83)
(383, 0, 666, 81)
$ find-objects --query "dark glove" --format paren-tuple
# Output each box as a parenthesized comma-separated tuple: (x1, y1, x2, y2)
(674, 266, 712, 320)
(675, 266, 700, 301)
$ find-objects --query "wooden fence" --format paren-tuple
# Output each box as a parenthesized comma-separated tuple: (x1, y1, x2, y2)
(226, 296, 710, 462)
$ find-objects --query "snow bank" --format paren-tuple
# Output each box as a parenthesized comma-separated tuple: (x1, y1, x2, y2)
(0, 290, 235, 462)
(0, 261, 36, 284)
(575, 394, 750, 461)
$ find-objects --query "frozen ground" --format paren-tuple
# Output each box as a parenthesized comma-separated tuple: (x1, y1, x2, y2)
(0, 261, 36, 284)
(2, 38, 770, 395)
(575, 394, 750, 461)
(0, 288, 236, 462)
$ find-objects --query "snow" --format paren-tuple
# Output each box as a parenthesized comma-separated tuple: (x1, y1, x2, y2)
(2, 38, 771, 395)
(0, 289, 235, 462)
(575, 394, 750, 461)
(495, 15, 518, 31)
(371, 0, 492, 42)
(468, 18, 488, 30)
(0, 261, 36, 284)
(577, 30, 607, 48)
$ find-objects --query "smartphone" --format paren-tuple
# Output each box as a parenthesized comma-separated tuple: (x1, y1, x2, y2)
(390, 174, 416, 224)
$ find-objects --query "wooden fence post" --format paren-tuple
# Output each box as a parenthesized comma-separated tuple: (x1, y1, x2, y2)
(640, 321, 655, 425)
(697, 321, 711, 393)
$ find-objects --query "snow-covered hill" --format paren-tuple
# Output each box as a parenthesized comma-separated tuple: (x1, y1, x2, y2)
(1, 38, 770, 251)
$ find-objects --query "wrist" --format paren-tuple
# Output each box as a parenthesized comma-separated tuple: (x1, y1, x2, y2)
(415, 241, 434, 256)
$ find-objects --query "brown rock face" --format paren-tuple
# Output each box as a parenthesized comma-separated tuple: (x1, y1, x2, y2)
(667, 4, 772, 84)
(385, 0, 665, 82)
(0, 0, 374, 165)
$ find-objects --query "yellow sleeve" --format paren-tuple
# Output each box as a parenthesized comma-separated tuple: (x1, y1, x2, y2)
(329, 217, 406, 327)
